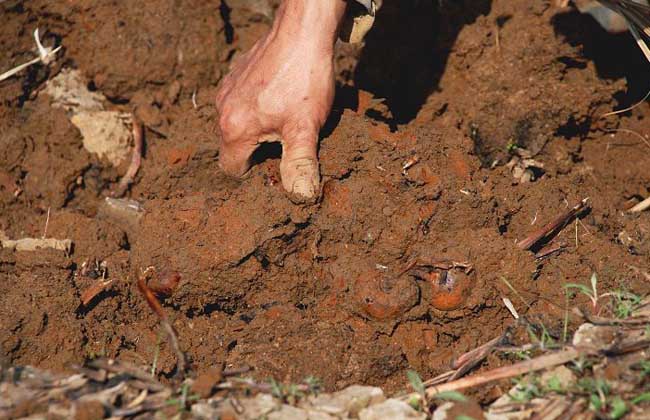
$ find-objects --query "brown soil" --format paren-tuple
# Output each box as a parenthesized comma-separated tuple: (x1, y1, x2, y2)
(2, 0, 650, 399)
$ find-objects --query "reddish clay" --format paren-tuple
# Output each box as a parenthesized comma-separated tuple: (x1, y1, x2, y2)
(425, 270, 471, 312)
(148, 270, 181, 297)
(354, 269, 419, 321)
(2, 0, 650, 396)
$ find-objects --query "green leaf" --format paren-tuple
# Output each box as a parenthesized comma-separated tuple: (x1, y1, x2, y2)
(269, 378, 283, 399)
(590, 273, 598, 297)
(408, 395, 421, 411)
(589, 393, 602, 411)
(455, 416, 477, 420)
(609, 396, 627, 419)
(433, 391, 468, 403)
(545, 375, 564, 393)
(564, 283, 594, 298)
(406, 370, 425, 395)
(632, 392, 650, 405)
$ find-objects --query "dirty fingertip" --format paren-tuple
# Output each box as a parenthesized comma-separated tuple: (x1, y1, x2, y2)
(281, 157, 321, 204)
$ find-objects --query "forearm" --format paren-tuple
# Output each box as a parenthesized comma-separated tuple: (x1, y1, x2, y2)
(273, 0, 348, 51)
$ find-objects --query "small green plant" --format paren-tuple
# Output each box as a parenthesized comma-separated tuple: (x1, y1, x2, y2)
(304, 375, 321, 396)
(544, 375, 565, 394)
(577, 378, 611, 414)
(609, 396, 628, 419)
(432, 391, 467, 403)
(270, 378, 283, 400)
(632, 360, 650, 378)
(269, 377, 321, 405)
(513, 349, 532, 360)
(632, 392, 650, 405)
(525, 322, 557, 351)
(150, 331, 163, 377)
(610, 290, 642, 319)
(407, 370, 426, 410)
(569, 356, 595, 374)
(165, 382, 200, 413)
(509, 376, 543, 402)
(562, 288, 570, 343)
(506, 140, 518, 153)
(565, 273, 600, 312)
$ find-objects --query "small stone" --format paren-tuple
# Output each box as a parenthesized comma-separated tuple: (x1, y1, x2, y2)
(239, 394, 279, 419)
(99, 197, 144, 228)
(358, 398, 426, 420)
(71, 110, 132, 166)
(44, 69, 104, 112)
(267, 404, 309, 420)
(433, 401, 485, 420)
(306, 410, 338, 420)
(307, 385, 385, 417)
(572, 323, 617, 352)
(191, 401, 230, 419)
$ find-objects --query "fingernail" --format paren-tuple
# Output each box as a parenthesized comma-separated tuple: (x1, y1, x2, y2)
(292, 174, 318, 198)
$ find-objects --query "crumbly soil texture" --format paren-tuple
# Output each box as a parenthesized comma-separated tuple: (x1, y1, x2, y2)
(1, 0, 650, 399)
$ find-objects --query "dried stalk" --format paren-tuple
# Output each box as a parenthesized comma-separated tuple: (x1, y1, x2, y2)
(1, 237, 72, 252)
(629, 196, 650, 213)
(534, 243, 566, 260)
(517, 199, 589, 251)
(136, 268, 186, 377)
(0, 29, 61, 82)
(80, 279, 115, 306)
(424, 348, 580, 398)
(111, 116, 143, 198)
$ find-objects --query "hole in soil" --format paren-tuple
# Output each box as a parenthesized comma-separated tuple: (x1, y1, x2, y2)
(555, 115, 593, 140)
(354, 0, 492, 125)
(250, 142, 282, 166)
(203, 300, 239, 316)
(219, 0, 235, 44)
(552, 10, 650, 99)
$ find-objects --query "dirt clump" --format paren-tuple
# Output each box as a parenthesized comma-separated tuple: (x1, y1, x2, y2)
(1, 0, 650, 399)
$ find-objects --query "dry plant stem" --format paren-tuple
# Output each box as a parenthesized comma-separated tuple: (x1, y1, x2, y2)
(423, 348, 580, 398)
(0, 46, 62, 82)
(111, 116, 143, 198)
(80, 279, 115, 306)
(422, 334, 506, 386)
(598, 88, 650, 120)
(517, 198, 589, 251)
(534, 243, 566, 260)
(629, 195, 650, 212)
(606, 128, 650, 150)
(1, 237, 72, 252)
(136, 269, 187, 377)
(449, 334, 505, 380)
(88, 359, 166, 391)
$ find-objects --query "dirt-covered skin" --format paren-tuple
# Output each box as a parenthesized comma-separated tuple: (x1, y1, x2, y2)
(1, 0, 650, 396)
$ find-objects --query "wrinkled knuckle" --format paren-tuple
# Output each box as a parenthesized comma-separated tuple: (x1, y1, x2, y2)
(218, 111, 242, 142)
(285, 118, 318, 142)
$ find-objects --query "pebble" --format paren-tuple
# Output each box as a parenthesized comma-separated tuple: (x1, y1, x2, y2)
(358, 398, 426, 420)
(307, 385, 385, 417)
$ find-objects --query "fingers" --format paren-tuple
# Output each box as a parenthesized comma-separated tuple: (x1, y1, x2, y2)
(216, 107, 259, 177)
(280, 122, 320, 201)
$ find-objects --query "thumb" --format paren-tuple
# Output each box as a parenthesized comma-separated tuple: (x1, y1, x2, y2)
(280, 122, 320, 201)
